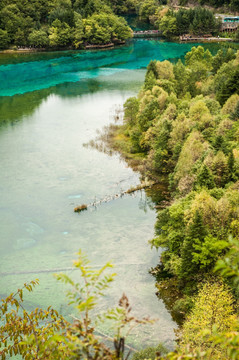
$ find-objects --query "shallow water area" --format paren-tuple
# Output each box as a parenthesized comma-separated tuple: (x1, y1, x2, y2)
(0, 38, 231, 352)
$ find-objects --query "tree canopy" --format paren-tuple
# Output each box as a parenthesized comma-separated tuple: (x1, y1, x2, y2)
(116, 46, 239, 327)
(0, 0, 132, 49)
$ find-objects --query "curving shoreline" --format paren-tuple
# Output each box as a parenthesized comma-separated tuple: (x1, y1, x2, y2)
(0, 42, 126, 54)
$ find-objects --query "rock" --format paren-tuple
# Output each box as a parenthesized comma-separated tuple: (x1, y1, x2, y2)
(14, 237, 36, 250)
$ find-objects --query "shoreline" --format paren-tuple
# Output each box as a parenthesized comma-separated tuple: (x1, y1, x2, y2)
(0, 36, 237, 55)
(0, 41, 126, 54)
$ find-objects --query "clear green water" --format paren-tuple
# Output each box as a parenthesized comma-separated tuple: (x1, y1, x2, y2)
(0, 39, 226, 97)
(0, 39, 230, 351)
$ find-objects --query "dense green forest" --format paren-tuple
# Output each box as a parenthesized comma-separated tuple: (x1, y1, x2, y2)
(107, 46, 239, 357)
(146, 6, 220, 37)
(111, 0, 239, 13)
(1, 0, 238, 50)
(121, 45, 239, 291)
(180, 0, 239, 10)
(0, 0, 133, 49)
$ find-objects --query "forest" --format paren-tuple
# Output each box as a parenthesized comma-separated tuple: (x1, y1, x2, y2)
(140, 6, 221, 37)
(188, 0, 239, 10)
(1, 0, 238, 49)
(111, 45, 239, 358)
(0, 0, 133, 49)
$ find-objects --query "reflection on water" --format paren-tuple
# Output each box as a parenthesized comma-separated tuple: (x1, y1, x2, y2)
(0, 39, 236, 351)
(0, 83, 175, 350)
(0, 39, 230, 97)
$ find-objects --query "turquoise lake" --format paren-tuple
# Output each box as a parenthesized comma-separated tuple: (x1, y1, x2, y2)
(0, 39, 231, 351)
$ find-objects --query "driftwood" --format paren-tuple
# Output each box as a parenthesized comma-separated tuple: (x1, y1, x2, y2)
(74, 204, 87, 213)
(74, 181, 158, 213)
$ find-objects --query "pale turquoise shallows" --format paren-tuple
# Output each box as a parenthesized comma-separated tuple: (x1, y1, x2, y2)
(0, 39, 226, 351)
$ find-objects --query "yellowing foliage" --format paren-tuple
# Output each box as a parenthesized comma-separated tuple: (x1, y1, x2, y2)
(174, 130, 209, 184)
(179, 281, 238, 360)
(155, 60, 175, 81)
(222, 94, 239, 116)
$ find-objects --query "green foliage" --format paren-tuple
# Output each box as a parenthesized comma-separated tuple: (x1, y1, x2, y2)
(0, 0, 132, 48)
(132, 343, 167, 359)
(0, 279, 73, 359)
(73, 0, 112, 18)
(0, 251, 154, 360)
(73, 14, 84, 48)
(56, 250, 116, 315)
(159, 14, 177, 38)
(108, 0, 137, 14)
(28, 29, 49, 47)
(0, 29, 9, 49)
(83, 13, 132, 45)
(138, 0, 160, 21)
(124, 97, 139, 127)
(49, 19, 73, 47)
(215, 236, 239, 292)
(116, 48, 239, 316)
(196, 164, 215, 189)
(179, 210, 208, 279)
(161, 237, 239, 360)
(154, 6, 220, 38)
(212, 48, 236, 75)
(215, 63, 239, 105)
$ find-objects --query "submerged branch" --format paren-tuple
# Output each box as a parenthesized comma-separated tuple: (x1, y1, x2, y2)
(74, 180, 158, 213)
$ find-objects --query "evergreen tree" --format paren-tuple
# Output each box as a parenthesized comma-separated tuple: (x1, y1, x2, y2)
(197, 164, 215, 189)
(180, 210, 207, 280)
(231, 100, 239, 121)
(227, 151, 235, 181)
(213, 135, 226, 152)
(144, 70, 156, 90)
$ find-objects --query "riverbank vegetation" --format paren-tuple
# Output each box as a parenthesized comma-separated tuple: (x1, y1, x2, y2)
(1, 0, 238, 50)
(0, 0, 132, 50)
(107, 45, 239, 356)
(177, 0, 239, 11)
(113, 0, 238, 40)
(135, 3, 229, 39)
(0, 246, 238, 359)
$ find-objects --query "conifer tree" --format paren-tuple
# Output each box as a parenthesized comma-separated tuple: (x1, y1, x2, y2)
(227, 151, 235, 182)
(180, 210, 207, 280)
(197, 164, 215, 189)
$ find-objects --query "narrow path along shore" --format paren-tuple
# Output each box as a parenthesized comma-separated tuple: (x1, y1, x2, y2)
(180, 35, 233, 41)
(0, 41, 126, 54)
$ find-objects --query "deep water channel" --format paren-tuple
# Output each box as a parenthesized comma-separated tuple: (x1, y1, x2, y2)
(0, 39, 228, 351)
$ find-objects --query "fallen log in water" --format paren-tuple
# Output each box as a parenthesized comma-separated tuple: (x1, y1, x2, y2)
(74, 204, 87, 213)
(74, 181, 158, 213)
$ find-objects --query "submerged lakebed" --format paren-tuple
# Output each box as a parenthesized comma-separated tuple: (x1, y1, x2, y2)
(0, 38, 230, 350)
